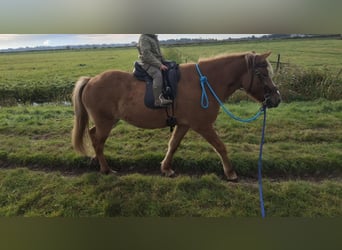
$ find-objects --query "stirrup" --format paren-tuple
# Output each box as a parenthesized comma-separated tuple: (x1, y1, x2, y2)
(154, 100, 172, 107)
(155, 95, 172, 107)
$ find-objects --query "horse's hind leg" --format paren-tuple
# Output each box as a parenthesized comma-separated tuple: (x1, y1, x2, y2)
(161, 125, 189, 177)
(89, 119, 118, 174)
(193, 125, 238, 181)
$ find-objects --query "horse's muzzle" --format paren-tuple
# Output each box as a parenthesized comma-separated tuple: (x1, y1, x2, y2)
(264, 90, 281, 108)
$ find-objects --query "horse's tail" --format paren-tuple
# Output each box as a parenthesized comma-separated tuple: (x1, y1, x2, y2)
(72, 76, 91, 156)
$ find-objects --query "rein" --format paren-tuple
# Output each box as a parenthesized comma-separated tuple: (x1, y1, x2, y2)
(195, 63, 266, 218)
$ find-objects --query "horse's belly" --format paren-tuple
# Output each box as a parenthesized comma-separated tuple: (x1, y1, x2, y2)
(119, 108, 168, 129)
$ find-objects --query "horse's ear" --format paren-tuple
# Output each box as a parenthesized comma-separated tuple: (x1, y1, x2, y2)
(261, 51, 272, 59)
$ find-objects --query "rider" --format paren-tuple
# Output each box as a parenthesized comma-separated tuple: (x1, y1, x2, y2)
(137, 34, 173, 107)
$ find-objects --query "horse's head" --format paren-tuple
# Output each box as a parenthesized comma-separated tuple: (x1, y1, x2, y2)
(242, 52, 281, 108)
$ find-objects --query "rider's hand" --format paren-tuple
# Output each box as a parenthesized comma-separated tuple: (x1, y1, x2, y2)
(160, 64, 168, 71)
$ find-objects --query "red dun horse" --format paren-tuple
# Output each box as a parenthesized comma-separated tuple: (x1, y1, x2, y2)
(72, 52, 281, 181)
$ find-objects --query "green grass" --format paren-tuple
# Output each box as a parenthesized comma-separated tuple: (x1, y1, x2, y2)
(168, 38, 342, 71)
(0, 38, 341, 217)
(0, 38, 341, 104)
(0, 103, 340, 218)
(0, 168, 341, 217)
(0, 100, 341, 178)
(0, 47, 137, 104)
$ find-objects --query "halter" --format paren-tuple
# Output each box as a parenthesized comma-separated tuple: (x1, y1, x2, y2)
(245, 59, 278, 107)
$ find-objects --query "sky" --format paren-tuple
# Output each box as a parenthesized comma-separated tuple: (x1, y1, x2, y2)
(0, 34, 266, 50)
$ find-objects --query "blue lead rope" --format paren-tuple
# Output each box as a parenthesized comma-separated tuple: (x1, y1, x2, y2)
(258, 107, 266, 218)
(196, 63, 266, 218)
(196, 64, 264, 123)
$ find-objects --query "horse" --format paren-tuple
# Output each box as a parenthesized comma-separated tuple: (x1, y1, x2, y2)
(72, 51, 281, 181)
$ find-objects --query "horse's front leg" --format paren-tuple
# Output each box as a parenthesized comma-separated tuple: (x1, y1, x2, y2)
(161, 125, 189, 177)
(193, 125, 238, 181)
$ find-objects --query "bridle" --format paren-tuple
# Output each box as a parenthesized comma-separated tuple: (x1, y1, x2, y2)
(245, 60, 279, 107)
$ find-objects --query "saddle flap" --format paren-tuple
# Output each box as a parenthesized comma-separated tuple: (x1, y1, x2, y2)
(133, 61, 152, 82)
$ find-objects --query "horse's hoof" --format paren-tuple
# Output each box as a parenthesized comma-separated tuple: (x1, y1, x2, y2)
(225, 170, 238, 182)
(109, 169, 118, 175)
(226, 177, 239, 183)
(100, 168, 117, 175)
(89, 157, 99, 167)
(162, 169, 176, 178)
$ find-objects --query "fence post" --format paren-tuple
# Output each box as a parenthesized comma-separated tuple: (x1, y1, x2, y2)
(276, 54, 281, 72)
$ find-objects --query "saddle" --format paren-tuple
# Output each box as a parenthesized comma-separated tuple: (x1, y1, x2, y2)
(133, 61, 180, 109)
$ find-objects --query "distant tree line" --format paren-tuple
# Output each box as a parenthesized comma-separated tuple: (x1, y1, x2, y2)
(1, 34, 340, 53)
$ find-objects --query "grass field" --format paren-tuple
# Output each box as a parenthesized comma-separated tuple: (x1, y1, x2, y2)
(0, 37, 341, 217)
(0, 100, 341, 216)
(0, 37, 341, 104)
(0, 100, 341, 178)
(1, 168, 341, 217)
(165, 38, 342, 70)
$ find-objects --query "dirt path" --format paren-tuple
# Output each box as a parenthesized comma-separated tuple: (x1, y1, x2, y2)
(1, 161, 340, 183)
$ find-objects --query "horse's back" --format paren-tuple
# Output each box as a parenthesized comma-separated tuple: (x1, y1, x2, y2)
(82, 70, 132, 114)
(84, 70, 136, 97)
(90, 70, 135, 88)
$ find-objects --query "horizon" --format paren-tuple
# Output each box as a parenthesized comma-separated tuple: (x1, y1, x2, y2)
(0, 34, 266, 50)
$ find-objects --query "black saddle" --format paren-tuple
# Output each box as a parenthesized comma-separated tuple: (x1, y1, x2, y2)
(133, 61, 180, 109)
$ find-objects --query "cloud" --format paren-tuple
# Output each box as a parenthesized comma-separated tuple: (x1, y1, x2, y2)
(0, 34, 25, 41)
(0, 34, 267, 50)
(43, 40, 50, 46)
(73, 34, 139, 44)
(0, 34, 51, 49)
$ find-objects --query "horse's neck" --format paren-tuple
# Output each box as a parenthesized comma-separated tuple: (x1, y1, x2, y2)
(200, 56, 246, 99)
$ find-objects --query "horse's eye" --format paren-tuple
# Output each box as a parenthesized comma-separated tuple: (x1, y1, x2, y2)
(256, 70, 268, 80)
